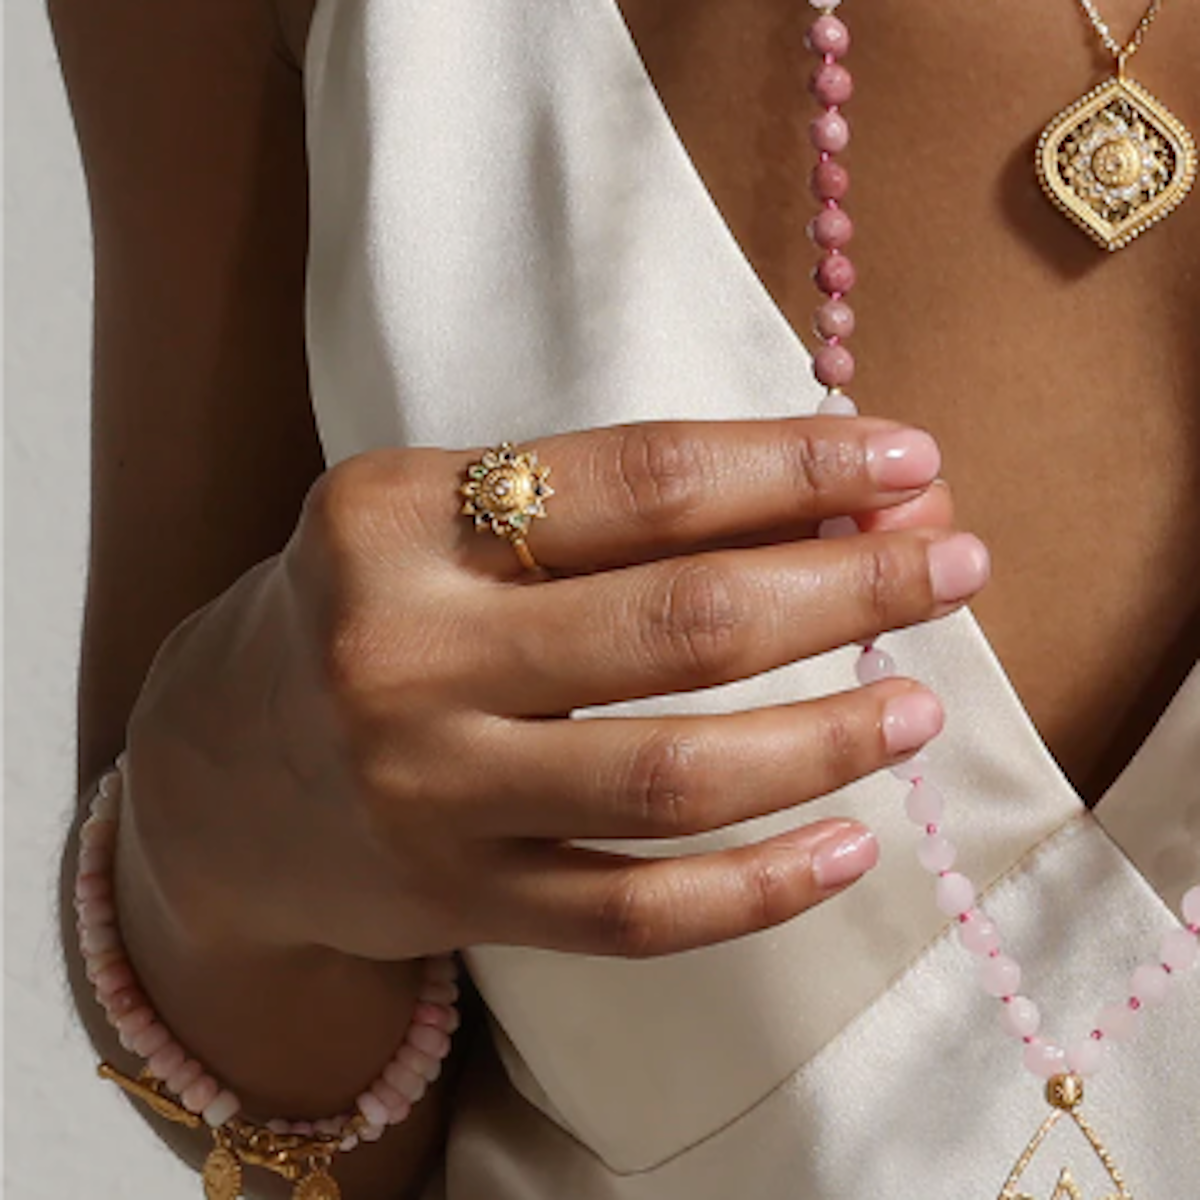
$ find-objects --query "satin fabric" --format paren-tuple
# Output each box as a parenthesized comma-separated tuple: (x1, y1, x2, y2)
(302, 3, 1200, 1195)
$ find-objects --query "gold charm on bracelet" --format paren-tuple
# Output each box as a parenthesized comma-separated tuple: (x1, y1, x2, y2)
(202, 1142, 242, 1200)
(293, 1165, 342, 1200)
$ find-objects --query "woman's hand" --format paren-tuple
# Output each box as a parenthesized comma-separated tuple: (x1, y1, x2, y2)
(128, 417, 985, 964)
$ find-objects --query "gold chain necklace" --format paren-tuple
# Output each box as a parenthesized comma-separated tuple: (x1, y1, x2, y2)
(1035, 0, 1195, 250)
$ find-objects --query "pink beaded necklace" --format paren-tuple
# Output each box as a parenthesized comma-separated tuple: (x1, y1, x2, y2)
(803, 3, 1200, 1196)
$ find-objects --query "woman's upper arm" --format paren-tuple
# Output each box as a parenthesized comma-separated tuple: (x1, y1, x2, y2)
(49, 0, 327, 790)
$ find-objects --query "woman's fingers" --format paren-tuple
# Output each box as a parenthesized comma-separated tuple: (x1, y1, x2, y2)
(453, 680, 941, 840)
(474, 527, 989, 714)
(491, 818, 879, 957)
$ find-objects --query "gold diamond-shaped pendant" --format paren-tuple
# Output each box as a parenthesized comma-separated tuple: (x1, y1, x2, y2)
(1035, 74, 1196, 251)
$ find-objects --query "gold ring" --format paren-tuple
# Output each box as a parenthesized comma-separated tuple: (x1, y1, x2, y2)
(460, 443, 554, 575)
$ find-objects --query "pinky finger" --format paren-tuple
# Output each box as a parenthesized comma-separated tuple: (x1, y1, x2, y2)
(494, 819, 878, 958)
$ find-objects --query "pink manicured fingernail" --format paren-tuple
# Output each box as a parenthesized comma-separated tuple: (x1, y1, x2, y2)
(882, 691, 944, 755)
(812, 827, 879, 890)
(928, 533, 990, 604)
(865, 429, 941, 490)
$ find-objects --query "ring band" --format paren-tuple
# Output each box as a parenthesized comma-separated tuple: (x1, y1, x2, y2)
(461, 443, 554, 574)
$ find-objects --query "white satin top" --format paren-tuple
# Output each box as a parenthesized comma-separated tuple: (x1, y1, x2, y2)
(301, 4, 1200, 1197)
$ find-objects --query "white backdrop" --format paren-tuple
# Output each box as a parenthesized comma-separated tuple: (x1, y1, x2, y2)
(6, 6, 192, 1196)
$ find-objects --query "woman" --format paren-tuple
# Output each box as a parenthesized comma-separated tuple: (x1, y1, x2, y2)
(53, 1, 1199, 1197)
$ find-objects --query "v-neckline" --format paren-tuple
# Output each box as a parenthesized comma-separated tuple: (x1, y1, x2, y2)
(597, 0, 1196, 816)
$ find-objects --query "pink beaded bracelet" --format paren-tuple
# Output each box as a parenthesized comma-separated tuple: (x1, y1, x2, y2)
(77, 754, 462, 1200)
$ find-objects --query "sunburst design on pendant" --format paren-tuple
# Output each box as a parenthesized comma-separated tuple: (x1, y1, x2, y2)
(1035, 75, 1196, 251)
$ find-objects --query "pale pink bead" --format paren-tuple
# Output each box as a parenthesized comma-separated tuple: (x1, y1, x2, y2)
(266, 1119, 291, 1135)
(1097, 1001, 1142, 1043)
(371, 1081, 411, 1123)
(357, 1091, 390, 1128)
(854, 647, 895, 684)
(814, 345, 855, 388)
(100, 769, 123, 798)
(817, 515, 858, 540)
(935, 872, 976, 918)
(811, 160, 850, 201)
(1022, 1039, 1066, 1080)
(147, 1041, 188, 1082)
(202, 1090, 241, 1128)
(811, 63, 854, 107)
(85, 949, 126, 980)
(959, 913, 1002, 957)
(1066, 1038, 1107, 1078)
(397, 1043, 439, 1082)
(165, 1058, 205, 1097)
(917, 834, 957, 874)
(80, 818, 117, 848)
(999, 996, 1040, 1040)
(417, 980, 460, 1007)
(979, 954, 1022, 998)
(81, 923, 121, 957)
(407, 1023, 451, 1059)
(815, 299, 856, 341)
(807, 14, 850, 57)
(116, 1006, 155, 1038)
(423, 956, 459, 984)
(810, 207, 854, 252)
(412, 1002, 455, 1031)
(93, 961, 135, 997)
(315, 1118, 344, 1136)
(78, 846, 112, 876)
(91, 789, 120, 821)
(181, 1075, 220, 1115)
(359, 1124, 386, 1143)
(291, 1121, 315, 1136)
(339, 1134, 360, 1152)
(1160, 927, 1198, 972)
(130, 1023, 173, 1059)
(890, 750, 930, 781)
(810, 112, 850, 154)
(1130, 962, 1172, 1006)
(904, 779, 944, 825)
(104, 987, 146, 1023)
(814, 252, 856, 296)
(78, 898, 117, 928)
(443, 1007, 462, 1034)
(816, 390, 858, 416)
(385, 1061, 429, 1104)
(1182, 886, 1200, 927)
(75, 874, 112, 902)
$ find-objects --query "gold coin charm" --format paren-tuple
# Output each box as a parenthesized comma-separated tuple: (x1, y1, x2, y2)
(202, 1145, 243, 1200)
(292, 1167, 342, 1200)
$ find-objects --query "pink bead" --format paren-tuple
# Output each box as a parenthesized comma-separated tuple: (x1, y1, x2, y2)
(130, 1023, 173, 1059)
(1066, 1038, 1108, 1078)
(78, 898, 117, 928)
(999, 996, 1040, 1040)
(93, 961, 135, 997)
(959, 912, 1002, 957)
(1097, 1001, 1142, 1043)
(810, 63, 854, 107)
(181, 1075, 220, 1115)
(1182, 886, 1200, 927)
(423, 956, 459, 984)
(202, 1090, 241, 1128)
(165, 1058, 205, 1098)
(417, 980, 460, 1007)
(814, 345, 855, 389)
(85, 949, 126, 981)
(371, 1081, 410, 1122)
(917, 834, 957, 874)
(905, 779, 945, 826)
(855, 647, 895, 685)
(1160, 928, 1198, 972)
(810, 207, 854, 251)
(339, 1134, 360, 1152)
(810, 112, 850, 154)
(815, 253, 857, 296)
(384, 1061, 429, 1104)
(75, 874, 112, 902)
(398, 1042, 442, 1084)
(811, 160, 850, 201)
(817, 390, 858, 416)
(891, 750, 930, 781)
(147, 1041, 187, 1082)
(407, 1023, 451, 1059)
(290, 1121, 315, 1136)
(815, 299, 856, 341)
(103, 987, 146, 1023)
(358, 1124, 385, 1143)
(935, 872, 976, 918)
(116, 1006, 154, 1038)
(807, 14, 850, 57)
(356, 1091, 390, 1128)
(78, 846, 112, 877)
(979, 954, 1022, 998)
(80, 924, 121, 956)
(1130, 962, 1172, 1006)
(412, 1002, 454, 1031)
(80, 818, 117, 848)
(314, 1118, 343, 1136)
(1022, 1039, 1067, 1080)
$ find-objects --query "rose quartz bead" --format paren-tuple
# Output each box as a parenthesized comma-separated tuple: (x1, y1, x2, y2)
(147, 1041, 188, 1082)
(807, 14, 850, 56)
(371, 1081, 410, 1122)
(979, 954, 1022, 998)
(1097, 1001, 1142, 1043)
(1066, 1038, 1107, 1078)
(999, 996, 1040, 1040)
(94, 961, 135, 997)
(104, 987, 146, 1023)
(811, 207, 854, 252)
(116, 1005, 155, 1038)
(81, 924, 122, 956)
(80, 818, 117, 848)
(291, 1121, 316, 1136)
(811, 160, 850, 201)
(810, 112, 850, 154)
(181, 1075, 220, 1115)
(811, 63, 854, 107)
(412, 1002, 455, 1031)
(78, 898, 117, 927)
(100, 768, 123, 797)
(815, 299, 856, 341)
(904, 779, 944, 826)
(814, 345, 855, 388)
(339, 1134, 360, 1152)
(1022, 1039, 1067, 1080)
(855, 646, 895, 684)
(357, 1091, 390, 1128)
(1130, 962, 1172, 1006)
(817, 390, 858, 416)
(78, 846, 112, 876)
(407, 1023, 451, 1059)
(417, 980, 460, 1006)
(814, 253, 857, 295)
(1183, 886, 1200, 927)
(359, 1124, 386, 1143)
(891, 750, 930, 781)
(85, 949, 125, 980)
(130, 1023, 173, 1059)
(166, 1058, 205, 1098)
(917, 834, 957, 874)
(91, 789, 120, 821)
(75, 874, 112, 902)
(1161, 928, 1198, 972)
(202, 1090, 241, 1128)
(397, 1043, 441, 1083)
(935, 872, 976, 917)
(315, 1118, 344, 1136)
(384, 1061, 429, 1104)
(959, 913, 1002, 957)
